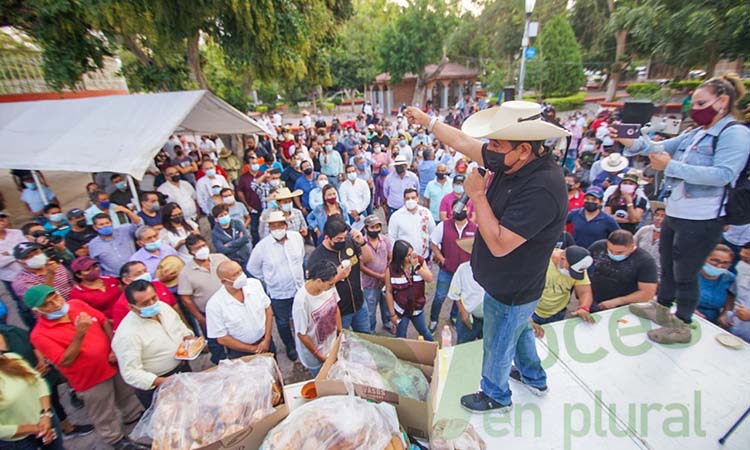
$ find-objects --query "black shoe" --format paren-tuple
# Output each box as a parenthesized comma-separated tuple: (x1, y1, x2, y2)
(69, 390, 84, 409)
(62, 424, 94, 439)
(509, 366, 548, 396)
(113, 438, 149, 450)
(460, 391, 512, 414)
(286, 348, 298, 362)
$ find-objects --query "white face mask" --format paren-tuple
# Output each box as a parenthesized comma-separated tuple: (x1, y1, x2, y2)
(620, 184, 636, 195)
(230, 273, 248, 290)
(25, 253, 48, 269)
(405, 199, 418, 211)
(318, 180, 328, 189)
(557, 264, 570, 278)
(347, 172, 358, 181)
(280, 202, 292, 212)
(194, 247, 210, 260)
(222, 196, 235, 205)
(271, 229, 287, 241)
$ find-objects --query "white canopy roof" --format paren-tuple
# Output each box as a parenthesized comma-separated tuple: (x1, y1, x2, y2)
(0, 90, 273, 179)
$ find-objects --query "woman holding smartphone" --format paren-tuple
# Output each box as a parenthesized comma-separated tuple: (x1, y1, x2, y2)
(614, 73, 750, 344)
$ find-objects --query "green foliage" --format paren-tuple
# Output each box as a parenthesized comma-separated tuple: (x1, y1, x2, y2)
(668, 80, 702, 91)
(377, 0, 459, 83)
(536, 15, 586, 97)
(569, 0, 616, 69)
(626, 82, 661, 98)
(256, 105, 268, 114)
(544, 92, 587, 112)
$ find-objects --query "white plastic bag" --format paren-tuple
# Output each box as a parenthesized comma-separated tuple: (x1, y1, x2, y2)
(131, 356, 282, 450)
(260, 395, 403, 450)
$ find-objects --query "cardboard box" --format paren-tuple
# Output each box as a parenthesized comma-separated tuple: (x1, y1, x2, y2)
(315, 333, 438, 440)
(184, 354, 289, 450)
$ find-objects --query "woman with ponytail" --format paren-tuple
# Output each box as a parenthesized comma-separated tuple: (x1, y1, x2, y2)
(614, 73, 750, 344)
(0, 352, 63, 449)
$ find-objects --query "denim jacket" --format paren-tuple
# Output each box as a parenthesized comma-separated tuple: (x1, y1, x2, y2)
(624, 115, 750, 199)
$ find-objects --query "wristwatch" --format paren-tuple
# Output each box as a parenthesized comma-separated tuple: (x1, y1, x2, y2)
(40, 408, 53, 419)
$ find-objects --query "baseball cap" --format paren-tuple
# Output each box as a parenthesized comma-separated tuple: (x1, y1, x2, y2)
(67, 208, 85, 219)
(364, 215, 383, 227)
(584, 186, 604, 199)
(453, 174, 466, 183)
(13, 242, 41, 259)
(70, 256, 97, 273)
(23, 285, 56, 309)
(565, 246, 593, 280)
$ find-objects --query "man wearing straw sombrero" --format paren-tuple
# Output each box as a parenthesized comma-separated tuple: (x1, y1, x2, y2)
(405, 101, 570, 414)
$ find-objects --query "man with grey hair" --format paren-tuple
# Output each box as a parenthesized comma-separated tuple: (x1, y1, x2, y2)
(128, 225, 180, 285)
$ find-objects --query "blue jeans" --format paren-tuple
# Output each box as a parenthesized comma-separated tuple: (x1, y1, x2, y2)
(480, 295, 546, 405)
(531, 308, 567, 325)
(457, 316, 483, 344)
(430, 269, 456, 323)
(341, 302, 371, 333)
(0, 415, 64, 450)
(308, 365, 322, 378)
(270, 298, 296, 352)
(396, 313, 434, 341)
(363, 287, 390, 332)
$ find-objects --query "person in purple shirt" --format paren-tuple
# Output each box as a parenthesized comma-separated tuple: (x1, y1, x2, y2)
(128, 225, 180, 285)
(383, 155, 419, 216)
(88, 212, 142, 277)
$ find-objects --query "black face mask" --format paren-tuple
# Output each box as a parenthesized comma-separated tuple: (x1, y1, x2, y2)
(170, 175, 181, 182)
(303, 168, 313, 175)
(171, 215, 184, 223)
(566, 183, 575, 191)
(453, 211, 467, 221)
(584, 201, 600, 212)
(395, 166, 405, 174)
(436, 173, 447, 180)
(483, 144, 517, 175)
(75, 219, 86, 228)
(332, 240, 346, 251)
(366, 229, 380, 238)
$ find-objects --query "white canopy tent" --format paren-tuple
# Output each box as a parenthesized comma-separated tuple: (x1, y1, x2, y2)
(0, 90, 273, 180)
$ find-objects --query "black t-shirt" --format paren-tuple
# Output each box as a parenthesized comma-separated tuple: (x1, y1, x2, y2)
(370, 135, 391, 148)
(606, 194, 647, 234)
(555, 231, 575, 249)
(110, 189, 134, 206)
(587, 239, 658, 304)
(65, 227, 98, 254)
(471, 148, 568, 305)
(308, 236, 364, 316)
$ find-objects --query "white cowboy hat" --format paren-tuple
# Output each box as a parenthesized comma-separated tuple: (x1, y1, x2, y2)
(262, 210, 287, 223)
(600, 153, 629, 173)
(266, 187, 303, 201)
(461, 101, 571, 141)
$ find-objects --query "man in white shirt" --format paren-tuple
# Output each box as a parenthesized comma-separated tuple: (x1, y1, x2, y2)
(112, 280, 194, 408)
(158, 166, 199, 221)
(388, 188, 435, 260)
(246, 211, 305, 361)
(448, 238, 486, 344)
(339, 165, 371, 230)
(272, 112, 282, 128)
(206, 260, 274, 360)
(195, 160, 231, 216)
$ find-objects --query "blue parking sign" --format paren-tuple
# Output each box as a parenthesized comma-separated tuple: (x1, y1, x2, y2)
(525, 47, 536, 59)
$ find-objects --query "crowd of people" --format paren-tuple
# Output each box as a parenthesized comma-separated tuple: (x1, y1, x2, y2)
(1, 72, 749, 449)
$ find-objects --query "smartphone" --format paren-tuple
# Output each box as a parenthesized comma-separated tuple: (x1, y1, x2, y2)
(613, 123, 642, 138)
(476, 167, 487, 177)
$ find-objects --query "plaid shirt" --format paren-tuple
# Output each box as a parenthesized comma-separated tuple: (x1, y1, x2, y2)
(251, 180, 286, 209)
(258, 207, 307, 239)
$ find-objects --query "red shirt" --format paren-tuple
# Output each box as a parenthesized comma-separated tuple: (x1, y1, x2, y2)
(69, 276, 122, 319)
(30, 300, 116, 392)
(438, 192, 475, 221)
(111, 281, 177, 330)
(566, 190, 585, 233)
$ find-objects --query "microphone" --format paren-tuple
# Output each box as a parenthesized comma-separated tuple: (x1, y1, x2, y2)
(453, 193, 469, 216)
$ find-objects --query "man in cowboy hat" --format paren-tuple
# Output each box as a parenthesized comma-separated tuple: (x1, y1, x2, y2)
(258, 187, 308, 239)
(405, 101, 569, 414)
(592, 152, 629, 190)
(383, 155, 419, 217)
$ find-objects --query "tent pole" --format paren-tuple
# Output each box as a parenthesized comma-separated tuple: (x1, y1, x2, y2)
(127, 175, 141, 212)
(31, 171, 48, 206)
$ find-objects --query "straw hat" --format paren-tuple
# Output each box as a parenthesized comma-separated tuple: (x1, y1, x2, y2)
(461, 101, 571, 141)
(392, 155, 409, 166)
(155, 255, 185, 288)
(600, 153, 629, 173)
(262, 211, 287, 223)
(457, 237, 474, 255)
(266, 187, 303, 201)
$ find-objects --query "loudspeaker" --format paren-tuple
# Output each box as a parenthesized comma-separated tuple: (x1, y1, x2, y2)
(621, 101, 655, 125)
(503, 87, 516, 102)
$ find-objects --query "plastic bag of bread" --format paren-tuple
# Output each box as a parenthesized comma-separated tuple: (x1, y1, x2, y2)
(131, 356, 283, 450)
(430, 418, 487, 450)
(260, 395, 405, 450)
(327, 331, 430, 401)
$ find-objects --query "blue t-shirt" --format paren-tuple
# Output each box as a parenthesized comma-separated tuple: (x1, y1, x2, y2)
(294, 173, 318, 209)
(567, 208, 620, 249)
(698, 271, 736, 323)
(417, 160, 438, 196)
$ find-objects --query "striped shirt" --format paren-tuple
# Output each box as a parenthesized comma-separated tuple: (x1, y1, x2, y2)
(12, 266, 73, 300)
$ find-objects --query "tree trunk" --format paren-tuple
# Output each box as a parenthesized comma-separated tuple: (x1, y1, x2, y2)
(605, 30, 627, 102)
(706, 50, 720, 77)
(412, 53, 450, 107)
(187, 33, 209, 90)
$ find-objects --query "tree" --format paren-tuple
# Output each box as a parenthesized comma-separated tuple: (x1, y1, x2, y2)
(569, 0, 616, 72)
(377, 0, 459, 105)
(534, 15, 586, 97)
(1, 0, 351, 98)
(628, 0, 750, 77)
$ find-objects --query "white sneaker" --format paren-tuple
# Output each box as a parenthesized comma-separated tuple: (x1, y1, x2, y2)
(429, 321, 438, 332)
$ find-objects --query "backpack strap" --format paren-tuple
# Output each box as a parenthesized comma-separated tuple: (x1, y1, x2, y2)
(714, 120, 744, 219)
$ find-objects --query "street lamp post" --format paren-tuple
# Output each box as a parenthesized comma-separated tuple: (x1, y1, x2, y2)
(518, 0, 536, 99)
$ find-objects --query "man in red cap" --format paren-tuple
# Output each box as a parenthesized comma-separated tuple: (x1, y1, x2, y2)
(70, 256, 122, 319)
